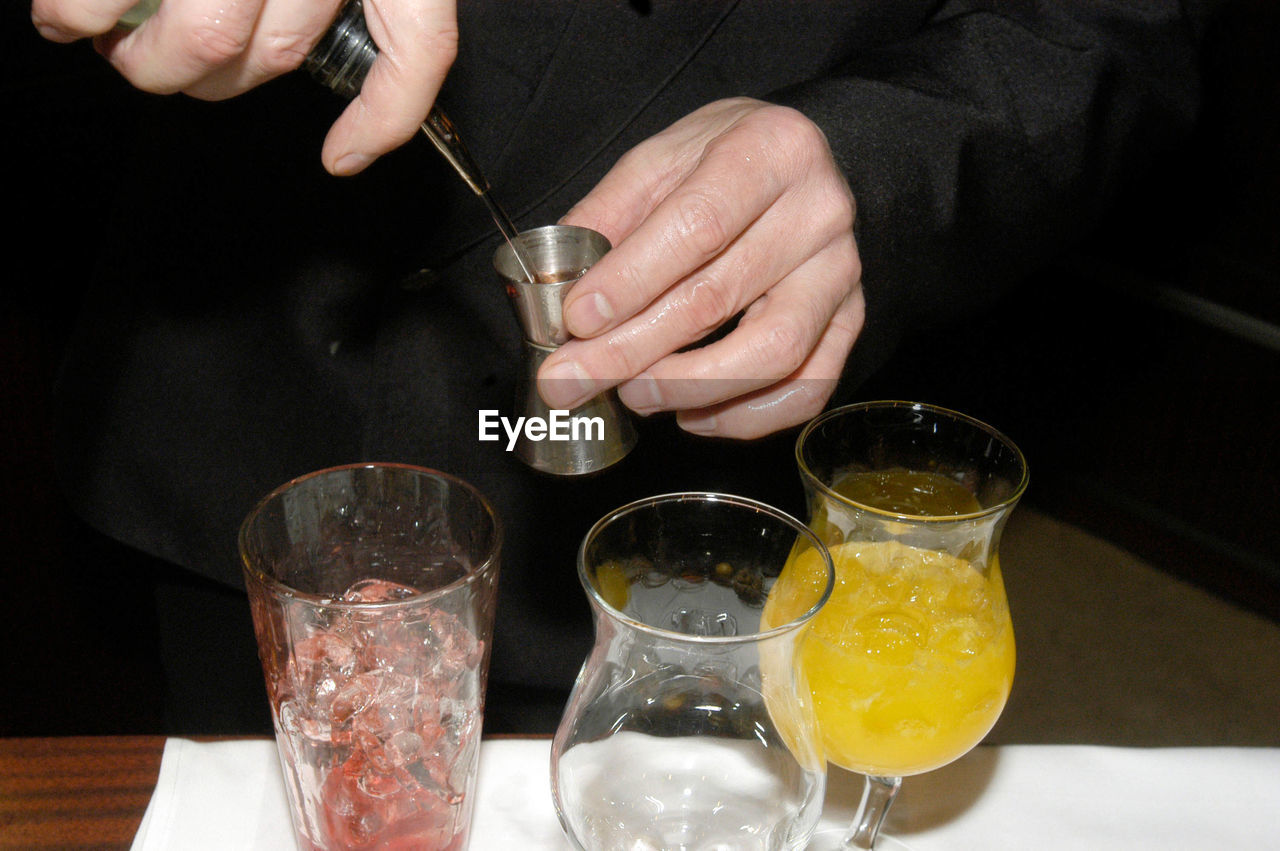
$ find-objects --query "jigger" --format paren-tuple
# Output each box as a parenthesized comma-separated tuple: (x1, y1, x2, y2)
(494, 225, 637, 475)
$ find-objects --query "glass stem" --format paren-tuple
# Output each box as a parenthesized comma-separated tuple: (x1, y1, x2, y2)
(843, 774, 902, 849)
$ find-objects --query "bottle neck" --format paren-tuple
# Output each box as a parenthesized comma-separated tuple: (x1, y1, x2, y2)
(302, 0, 377, 99)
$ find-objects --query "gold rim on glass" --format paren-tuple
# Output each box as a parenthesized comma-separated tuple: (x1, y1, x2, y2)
(577, 491, 835, 644)
(795, 400, 1030, 523)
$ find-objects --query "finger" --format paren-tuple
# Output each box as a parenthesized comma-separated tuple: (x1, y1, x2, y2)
(616, 234, 859, 415)
(559, 98, 761, 246)
(675, 287, 865, 440)
(33, 0, 138, 42)
(182, 0, 344, 100)
(98, 0, 268, 93)
(321, 0, 458, 175)
(679, 379, 837, 441)
(558, 109, 793, 340)
(537, 188, 827, 411)
(539, 143, 854, 412)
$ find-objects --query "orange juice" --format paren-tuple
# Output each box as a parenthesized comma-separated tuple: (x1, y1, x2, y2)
(764, 470, 1015, 776)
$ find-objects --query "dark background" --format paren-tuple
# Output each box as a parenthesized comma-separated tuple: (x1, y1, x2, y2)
(3, 0, 1278, 737)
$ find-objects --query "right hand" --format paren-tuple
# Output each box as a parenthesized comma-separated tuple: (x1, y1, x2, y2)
(542, 98, 865, 440)
(30, 0, 458, 175)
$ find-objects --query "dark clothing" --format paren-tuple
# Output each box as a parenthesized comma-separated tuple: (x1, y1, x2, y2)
(48, 0, 1214, 729)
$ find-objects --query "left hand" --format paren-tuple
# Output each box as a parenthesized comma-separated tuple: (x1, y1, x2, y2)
(538, 97, 865, 440)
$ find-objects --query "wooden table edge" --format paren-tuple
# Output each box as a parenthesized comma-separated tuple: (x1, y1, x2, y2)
(0, 733, 549, 849)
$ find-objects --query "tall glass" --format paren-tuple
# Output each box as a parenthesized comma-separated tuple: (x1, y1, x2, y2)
(240, 463, 501, 851)
(775, 402, 1027, 849)
(551, 493, 835, 850)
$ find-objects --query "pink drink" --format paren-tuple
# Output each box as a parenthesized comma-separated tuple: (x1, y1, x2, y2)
(254, 573, 483, 844)
(256, 576, 485, 850)
(241, 464, 501, 851)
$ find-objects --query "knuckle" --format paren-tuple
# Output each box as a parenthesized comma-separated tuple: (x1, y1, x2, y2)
(251, 30, 313, 77)
(759, 105, 841, 187)
(596, 333, 648, 382)
(616, 145, 671, 209)
(832, 290, 866, 339)
(30, 0, 67, 28)
(765, 105, 826, 158)
(30, 1, 62, 32)
(818, 178, 857, 234)
(183, 22, 251, 69)
(821, 233, 863, 297)
(682, 276, 740, 338)
(824, 177, 855, 232)
(755, 320, 810, 376)
(427, 25, 460, 65)
(674, 187, 732, 260)
(842, 237, 863, 286)
(32, 2, 103, 40)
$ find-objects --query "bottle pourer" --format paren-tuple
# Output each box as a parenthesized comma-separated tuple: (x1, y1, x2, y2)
(119, 0, 537, 281)
(305, 0, 538, 282)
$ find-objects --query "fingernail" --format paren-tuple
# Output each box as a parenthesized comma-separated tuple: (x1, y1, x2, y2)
(539, 359, 597, 409)
(620, 373, 663, 413)
(333, 152, 373, 176)
(677, 410, 717, 434)
(565, 291, 613, 337)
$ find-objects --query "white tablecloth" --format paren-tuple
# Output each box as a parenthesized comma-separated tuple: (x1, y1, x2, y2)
(131, 737, 1280, 850)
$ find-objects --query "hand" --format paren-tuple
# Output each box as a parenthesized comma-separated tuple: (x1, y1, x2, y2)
(29, 0, 457, 175)
(539, 97, 865, 440)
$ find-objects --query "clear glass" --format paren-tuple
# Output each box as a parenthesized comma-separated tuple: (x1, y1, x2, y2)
(792, 401, 1028, 850)
(551, 493, 836, 851)
(240, 463, 502, 851)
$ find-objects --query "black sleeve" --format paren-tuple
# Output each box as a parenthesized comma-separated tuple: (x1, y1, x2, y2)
(770, 0, 1221, 386)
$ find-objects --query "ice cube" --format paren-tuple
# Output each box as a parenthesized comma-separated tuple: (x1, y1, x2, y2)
(342, 577, 420, 603)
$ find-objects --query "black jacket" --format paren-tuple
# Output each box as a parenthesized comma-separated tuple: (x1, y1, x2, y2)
(48, 0, 1214, 698)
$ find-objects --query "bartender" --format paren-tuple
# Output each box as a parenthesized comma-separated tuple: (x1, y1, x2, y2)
(30, 0, 1215, 732)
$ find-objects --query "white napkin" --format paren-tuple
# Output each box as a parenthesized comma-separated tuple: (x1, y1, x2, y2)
(133, 739, 1280, 850)
(131, 738, 292, 850)
(130, 737, 573, 851)
(822, 745, 1280, 850)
